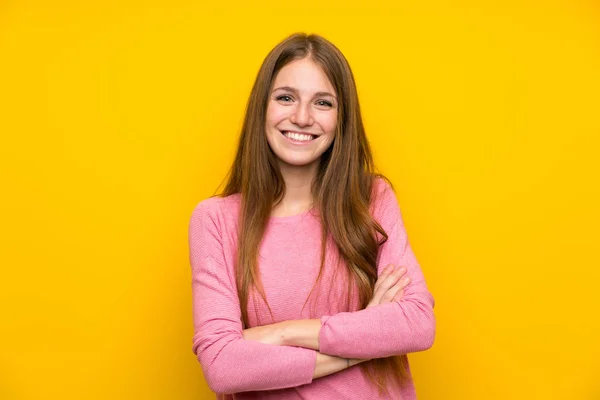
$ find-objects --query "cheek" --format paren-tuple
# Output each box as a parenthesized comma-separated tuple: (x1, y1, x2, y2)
(266, 103, 289, 126)
(319, 113, 337, 134)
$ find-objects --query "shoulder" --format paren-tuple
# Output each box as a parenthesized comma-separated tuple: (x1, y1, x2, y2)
(190, 193, 241, 228)
(371, 176, 398, 209)
(370, 175, 402, 226)
(194, 192, 240, 213)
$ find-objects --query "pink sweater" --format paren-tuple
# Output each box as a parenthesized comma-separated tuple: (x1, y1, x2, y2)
(188, 177, 436, 399)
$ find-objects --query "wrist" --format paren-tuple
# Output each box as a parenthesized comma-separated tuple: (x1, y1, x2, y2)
(278, 320, 301, 347)
(274, 322, 288, 346)
(279, 319, 321, 350)
(348, 358, 368, 367)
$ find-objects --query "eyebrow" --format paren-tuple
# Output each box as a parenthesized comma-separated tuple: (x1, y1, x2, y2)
(272, 86, 337, 100)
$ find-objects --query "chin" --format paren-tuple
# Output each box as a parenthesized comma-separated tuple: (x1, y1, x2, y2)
(277, 156, 320, 167)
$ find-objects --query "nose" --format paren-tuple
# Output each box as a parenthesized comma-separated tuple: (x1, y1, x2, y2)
(289, 103, 314, 127)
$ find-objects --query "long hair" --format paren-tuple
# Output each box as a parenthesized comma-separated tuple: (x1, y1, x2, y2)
(213, 32, 409, 395)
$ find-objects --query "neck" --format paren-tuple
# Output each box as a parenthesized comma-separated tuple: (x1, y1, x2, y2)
(273, 160, 318, 216)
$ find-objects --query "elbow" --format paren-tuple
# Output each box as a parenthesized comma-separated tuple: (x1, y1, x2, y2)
(397, 299, 436, 354)
(420, 320, 436, 352)
(196, 351, 241, 395)
(202, 364, 237, 395)
(415, 306, 436, 352)
(193, 339, 241, 394)
(381, 302, 437, 357)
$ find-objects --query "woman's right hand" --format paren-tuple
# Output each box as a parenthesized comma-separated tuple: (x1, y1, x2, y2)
(366, 264, 411, 309)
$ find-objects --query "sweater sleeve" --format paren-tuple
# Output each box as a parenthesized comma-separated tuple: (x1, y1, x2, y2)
(189, 200, 317, 394)
(317, 180, 436, 359)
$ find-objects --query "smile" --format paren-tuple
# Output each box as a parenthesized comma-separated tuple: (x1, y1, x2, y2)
(280, 130, 318, 144)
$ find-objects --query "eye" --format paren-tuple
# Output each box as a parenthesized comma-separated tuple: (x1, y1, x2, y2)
(316, 100, 333, 107)
(276, 95, 293, 102)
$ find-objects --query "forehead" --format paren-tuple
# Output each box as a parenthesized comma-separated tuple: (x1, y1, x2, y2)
(272, 58, 336, 95)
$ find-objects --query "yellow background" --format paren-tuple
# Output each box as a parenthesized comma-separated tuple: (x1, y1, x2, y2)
(1, 1, 599, 399)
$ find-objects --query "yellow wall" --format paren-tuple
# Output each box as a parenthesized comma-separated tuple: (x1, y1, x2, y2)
(1, 1, 599, 399)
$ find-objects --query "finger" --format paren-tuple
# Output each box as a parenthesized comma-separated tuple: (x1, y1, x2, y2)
(393, 289, 405, 301)
(372, 266, 407, 303)
(381, 276, 410, 304)
(393, 276, 411, 293)
(373, 265, 403, 298)
(377, 266, 407, 293)
(379, 264, 395, 277)
(380, 285, 402, 304)
(374, 264, 395, 291)
(373, 264, 397, 296)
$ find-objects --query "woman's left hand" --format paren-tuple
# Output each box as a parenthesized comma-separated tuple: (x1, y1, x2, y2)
(242, 323, 284, 346)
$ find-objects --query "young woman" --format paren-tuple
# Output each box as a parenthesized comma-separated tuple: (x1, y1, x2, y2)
(188, 32, 436, 399)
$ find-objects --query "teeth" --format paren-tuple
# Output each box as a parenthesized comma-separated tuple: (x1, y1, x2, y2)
(283, 131, 314, 142)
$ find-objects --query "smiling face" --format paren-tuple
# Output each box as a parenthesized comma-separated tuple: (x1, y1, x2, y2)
(265, 57, 338, 169)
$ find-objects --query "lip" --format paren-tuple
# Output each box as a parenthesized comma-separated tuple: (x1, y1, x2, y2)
(279, 130, 319, 145)
(280, 130, 320, 137)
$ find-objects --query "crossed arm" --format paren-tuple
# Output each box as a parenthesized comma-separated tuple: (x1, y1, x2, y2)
(189, 182, 435, 394)
(242, 259, 426, 379)
(243, 318, 369, 380)
(242, 317, 359, 380)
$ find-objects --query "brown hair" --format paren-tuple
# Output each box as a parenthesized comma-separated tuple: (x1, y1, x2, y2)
(214, 32, 408, 395)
